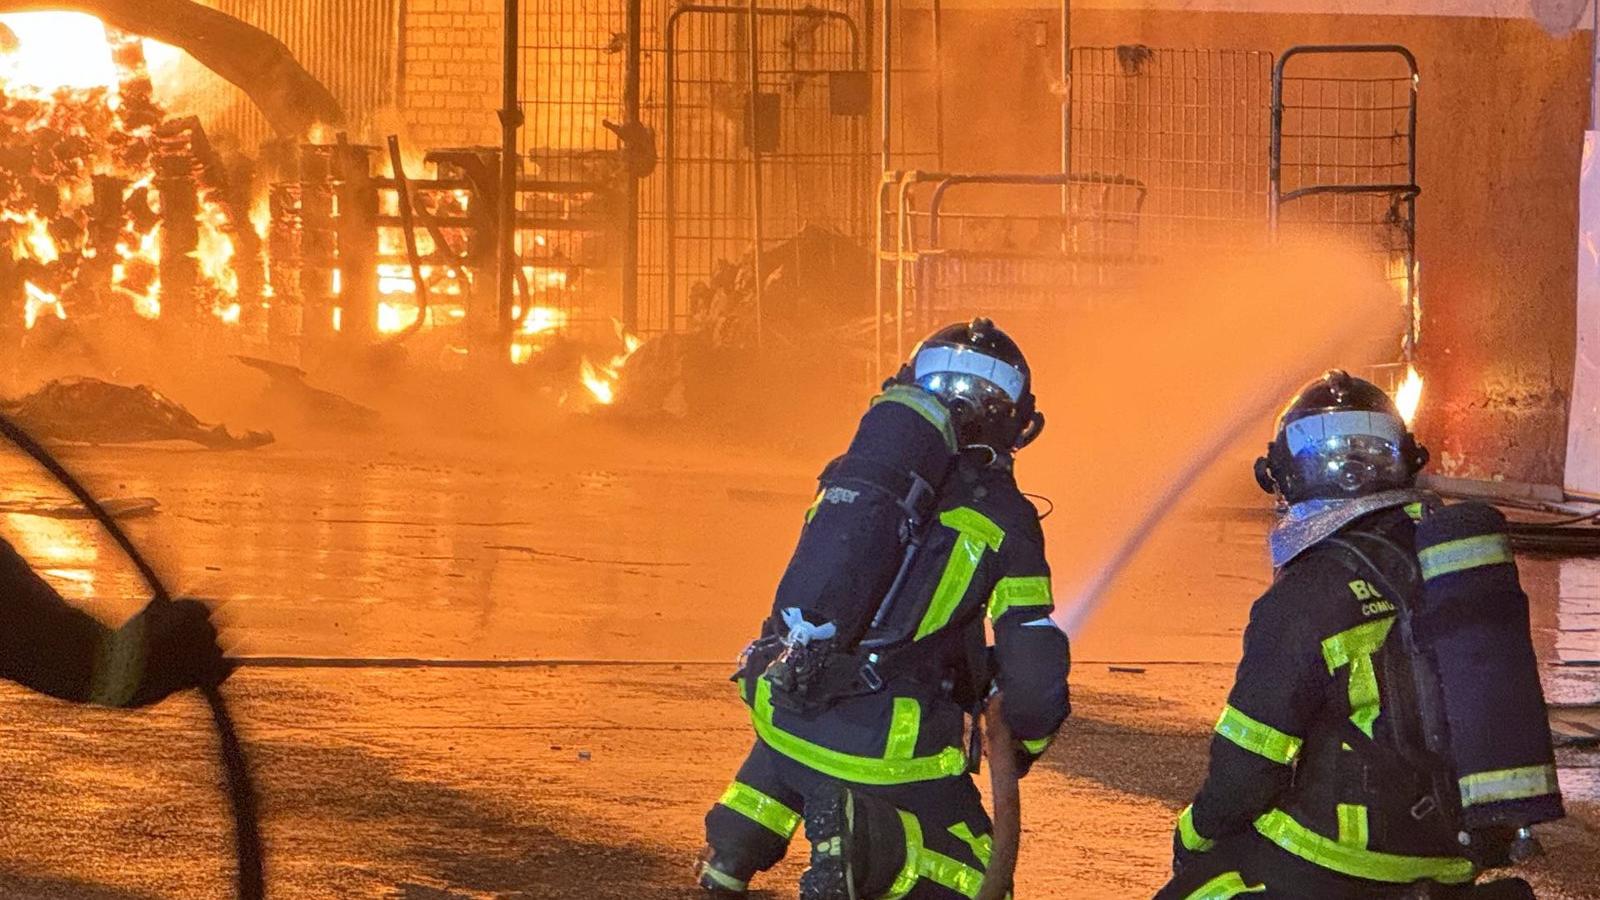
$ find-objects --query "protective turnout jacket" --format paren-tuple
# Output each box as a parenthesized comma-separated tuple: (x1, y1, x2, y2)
(736, 454, 1072, 786)
(1178, 506, 1476, 887)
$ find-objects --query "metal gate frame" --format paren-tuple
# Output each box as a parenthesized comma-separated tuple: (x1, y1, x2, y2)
(661, 2, 869, 335)
(876, 170, 1148, 366)
(1270, 44, 1420, 374)
(503, 0, 645, 349)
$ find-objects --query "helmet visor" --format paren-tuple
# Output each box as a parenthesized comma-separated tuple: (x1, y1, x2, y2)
(1282, 409, 1411, 499)
(911, 344, 1027, 403)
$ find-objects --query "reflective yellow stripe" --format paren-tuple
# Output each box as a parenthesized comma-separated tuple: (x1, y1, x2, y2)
(1253, 809, 1474, 884)
(1459, 764, 1560, 807)
(1184, 871, 1265, 900)
(1403, 501, 1425, 521)
(883, 812, 993, 900)
(987, 575, 1052, 620)
(1336, 803, 1370, 849)
(717, 781, 801, 838)
(1321, 617, 1395, 738)
(698, 864, 748, 892)
(1021, 735, 1052, 756)
(886, 697, 922, 760)
(948, 822, 993, 867)
(1214, 704, 1303, 764)
(804, 488, 825, 524)
(1178, 804, 1215, 852)
(1418, 533, 1513, 581)
(884, 810, 924, 899)
(874, 385, 957, 451)
(751, 679, 969, 785)
(89, 618, 147, 708)
(914, 508, 1005, 641)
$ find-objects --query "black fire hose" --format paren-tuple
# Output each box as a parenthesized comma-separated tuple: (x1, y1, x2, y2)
(0, 412, 265, 900)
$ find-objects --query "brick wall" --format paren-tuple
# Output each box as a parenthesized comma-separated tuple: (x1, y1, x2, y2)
(399, 0, 503, 148)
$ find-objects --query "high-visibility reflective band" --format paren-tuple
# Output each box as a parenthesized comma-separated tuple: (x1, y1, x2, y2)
(886, 697, 922, 760)
(698, 863, 748, 892)
(874, 385, 958, 451)
(89, 618, 147, 708)
(1336, 803, 1370, 849)
(1321, 617, 1395, 738)
(987, 576, 1053, 620)
(1459, 765, 1560, 807)
(1418, 533, 1514, 581)
(948, 822, 994, 867)
(717, 781, 801, 838)
(1404, 502, 1425, 521)
(1183, 871, 1265, 900)
(884, 810, 925, 900)
(882, 809, 989, 899)
(1215, 704, 1303, 764)
(1021, 735, 1053, 756)
(1178, 805, 1215, 852)
(804, 488, 825, 524)
(750, 679, 969, 785)
(1253, 809, 1475, 884)
(914, 508, 1006, 641)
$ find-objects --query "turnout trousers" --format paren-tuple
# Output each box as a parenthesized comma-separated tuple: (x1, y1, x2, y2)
(702, 739, 995, 898)
(1155, 831, 1532, 900)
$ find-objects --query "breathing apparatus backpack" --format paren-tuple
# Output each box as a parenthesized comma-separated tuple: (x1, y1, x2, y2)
(758, 384, 957, 715)
(1326, 501, 1564, 867)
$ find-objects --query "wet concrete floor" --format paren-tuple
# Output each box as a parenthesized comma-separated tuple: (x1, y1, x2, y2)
(0, 432, 1595, 898)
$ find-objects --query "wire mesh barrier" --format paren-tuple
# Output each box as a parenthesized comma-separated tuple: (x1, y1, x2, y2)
(504, 4, 1422, 378)
(875, 172, 1149, 364)
(1069, 46, 1274, 250)
(1271, 45, 1419, 386)
(656, 1, 870, 333)
(515, 0, 638, 338)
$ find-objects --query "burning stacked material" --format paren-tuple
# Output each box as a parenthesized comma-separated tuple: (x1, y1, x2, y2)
(0, 13, 255, 350)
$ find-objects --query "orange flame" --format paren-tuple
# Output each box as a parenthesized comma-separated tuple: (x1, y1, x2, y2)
(507, 306, 570, 364)
(22, 281, 65, 329)
(1393, 364, 1423, 427)
(578, 324, 644, 405)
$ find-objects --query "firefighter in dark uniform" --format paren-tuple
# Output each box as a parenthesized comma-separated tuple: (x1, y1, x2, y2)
(695, 320, 1071, 899)
(1158, 370, 1538, 900)
(0, 534, 229, 709)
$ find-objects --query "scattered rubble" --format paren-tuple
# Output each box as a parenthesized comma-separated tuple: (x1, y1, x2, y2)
(0, 376, 272, 448)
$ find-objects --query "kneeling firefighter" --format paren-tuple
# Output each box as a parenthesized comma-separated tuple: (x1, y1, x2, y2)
(695, 319, 1071, 899)
(1, 531, 229, 709)
(1158, 370, 1563, 900)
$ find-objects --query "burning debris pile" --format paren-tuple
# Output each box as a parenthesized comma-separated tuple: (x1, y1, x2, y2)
(1, 376, 272, 448)
(685, 224, 873, 348)
(0, 14, 252, 349)
(608, 225, 873, 418)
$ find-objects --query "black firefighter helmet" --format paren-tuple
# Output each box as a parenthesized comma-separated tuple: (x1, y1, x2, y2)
(1255, 369, 1429, 505)
(895, 317, 1044, 454)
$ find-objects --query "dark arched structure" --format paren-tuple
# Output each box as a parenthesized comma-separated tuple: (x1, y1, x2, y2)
(0, 0, 344, 136)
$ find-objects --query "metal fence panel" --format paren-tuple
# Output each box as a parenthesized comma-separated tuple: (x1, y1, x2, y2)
(516, 0, 634, 335)
(1271, 45, 1419, 377)
(657, 1, 870, 333)
(1070, 46, 1274, 250)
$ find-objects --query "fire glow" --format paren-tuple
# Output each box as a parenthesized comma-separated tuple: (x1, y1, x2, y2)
(0, 12, 246, 332)
(579, 325, 644, 405)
